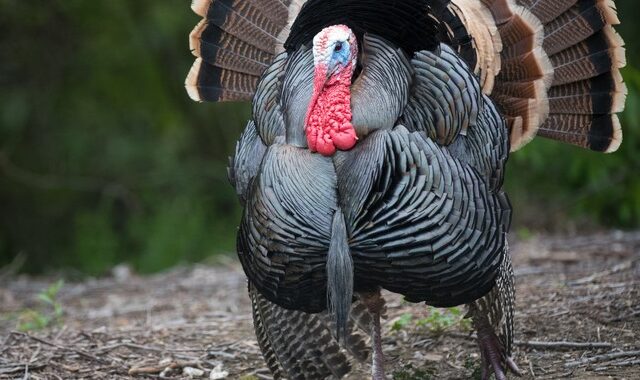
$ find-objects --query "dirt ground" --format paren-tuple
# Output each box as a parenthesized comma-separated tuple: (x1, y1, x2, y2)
(1, 231, 638, 379)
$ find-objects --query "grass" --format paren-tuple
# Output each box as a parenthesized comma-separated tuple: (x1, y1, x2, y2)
(392, 364, 435, 380)
(391, 306, 471, 335)
(17, 279, 64, 331)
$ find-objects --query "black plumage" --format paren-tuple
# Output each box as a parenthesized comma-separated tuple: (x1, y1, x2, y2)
(285, 0, 445, 53)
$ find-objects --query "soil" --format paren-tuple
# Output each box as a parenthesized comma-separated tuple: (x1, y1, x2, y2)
(1, 231, 638, 379)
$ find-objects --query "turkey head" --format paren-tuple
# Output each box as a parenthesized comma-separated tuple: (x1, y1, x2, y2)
(305, 25, 359, 156)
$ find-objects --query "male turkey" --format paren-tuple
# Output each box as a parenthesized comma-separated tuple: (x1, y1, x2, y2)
(185, 0, 627, 379)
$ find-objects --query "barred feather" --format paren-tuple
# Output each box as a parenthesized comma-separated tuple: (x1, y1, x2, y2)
(249, 283, 370, 380)
(459, 0, 627, 152)
(469, 251, 516, 359)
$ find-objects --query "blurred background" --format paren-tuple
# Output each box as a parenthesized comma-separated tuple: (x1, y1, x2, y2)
(0, 0, 638, 276)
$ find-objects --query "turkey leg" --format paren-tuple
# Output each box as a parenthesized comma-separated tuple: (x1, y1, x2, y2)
(359, 290, 387, 380)
(473, 313, 522, 380)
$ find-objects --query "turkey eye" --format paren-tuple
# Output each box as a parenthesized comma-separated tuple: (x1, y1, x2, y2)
(334, 42, 343, 52)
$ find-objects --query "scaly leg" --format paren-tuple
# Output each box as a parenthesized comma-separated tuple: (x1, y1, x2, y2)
(473, 310, 522, 380)
(359, 289, 387, 380)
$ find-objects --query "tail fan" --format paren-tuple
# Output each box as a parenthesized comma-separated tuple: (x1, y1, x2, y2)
(534, 0, 626, 152)
(458, 0, 627, 152)
(186, 0, 305, 102)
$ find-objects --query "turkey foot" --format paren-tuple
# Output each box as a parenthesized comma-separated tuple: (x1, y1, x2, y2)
(359, 290, 387, 380)
(475, 319, 521, 380)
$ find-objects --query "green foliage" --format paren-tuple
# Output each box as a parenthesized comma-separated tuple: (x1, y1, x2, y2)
(415, 307, 469, 335)
(17, 280, 64, 331)
(0, 1, 246, 274)
(392, 307, 470, 335)
(392, 364, 435, 380)
(0, 1, 639, 274)
(516, 227, 534, 241)
(392, 313, 414, 331)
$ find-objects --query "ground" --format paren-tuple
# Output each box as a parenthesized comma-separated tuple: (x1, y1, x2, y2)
(1, 231, 639, 380)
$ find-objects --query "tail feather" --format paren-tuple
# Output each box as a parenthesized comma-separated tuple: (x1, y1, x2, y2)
(193, 0, 285, 49)
(476, 0, 553, 150)
(190, 20, 270, 76)
(549, 26, 626, 85)
(525, 0, 577, 24)
(538, 113, 622, 152)
(551, 47, 625, 86)
(549, 91, 626, 114)
(186, 0, 300, 102)
(229, 0, 291, 32)
(494, 80, 545, 99)
(185, 58, 259, 102)
(466, 0, 627, 152)
(499, 50, 549, 82)
(538, 0, 626, 152)
(543, 0, 619, 56)
(547, 71, 626, 115)
(327, 209, 354, 343)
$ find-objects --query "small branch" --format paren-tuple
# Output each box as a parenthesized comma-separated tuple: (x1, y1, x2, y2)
(565, 350, 640, 368)
(10, 331, 109, 365)
(605, 309, 640, 323)
(0, 364, 46, 375)
(597, 358, 640, 369)
(447, 332, 614, 350)
(96, 342, 166, 354)
(515, 340, 614, 350)
(128, 360, 200, 375)
(568, 259, 637, 286)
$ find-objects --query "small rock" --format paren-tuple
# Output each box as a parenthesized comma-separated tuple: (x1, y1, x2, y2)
(183, 367, 205, 378)
(111, 264, 133, 282)
(210, 363, 229, 379)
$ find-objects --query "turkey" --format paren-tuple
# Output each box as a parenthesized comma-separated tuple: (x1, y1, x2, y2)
(185, 0, 627, 379)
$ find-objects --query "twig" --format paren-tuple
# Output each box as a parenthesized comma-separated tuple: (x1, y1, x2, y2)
(11, 331, 110, 365)
(0, 365, 46, 375)
(0, 334, 14, 357)
(515, 340, 614, 350)
(128, 366, 167, 375)
(21, 343, 42, 380)
(564, 350, 640, 368)
(208, 350, 236, 359)
(21, 364, 29, 380)
(596, 359, 640, 372)
(568, 259, 637, 286)
(447, 332, 614, 350)
(96, 342, 165, 354)
(605, 309, 640, 323)
(528, 360, 535, 378)
(128, 360, 200, 375)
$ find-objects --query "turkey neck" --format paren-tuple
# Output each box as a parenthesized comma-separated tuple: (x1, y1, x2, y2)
(305, 63, 358, 156)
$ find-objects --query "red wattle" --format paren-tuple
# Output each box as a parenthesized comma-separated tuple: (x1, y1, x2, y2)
(305, 63, 357, 156)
